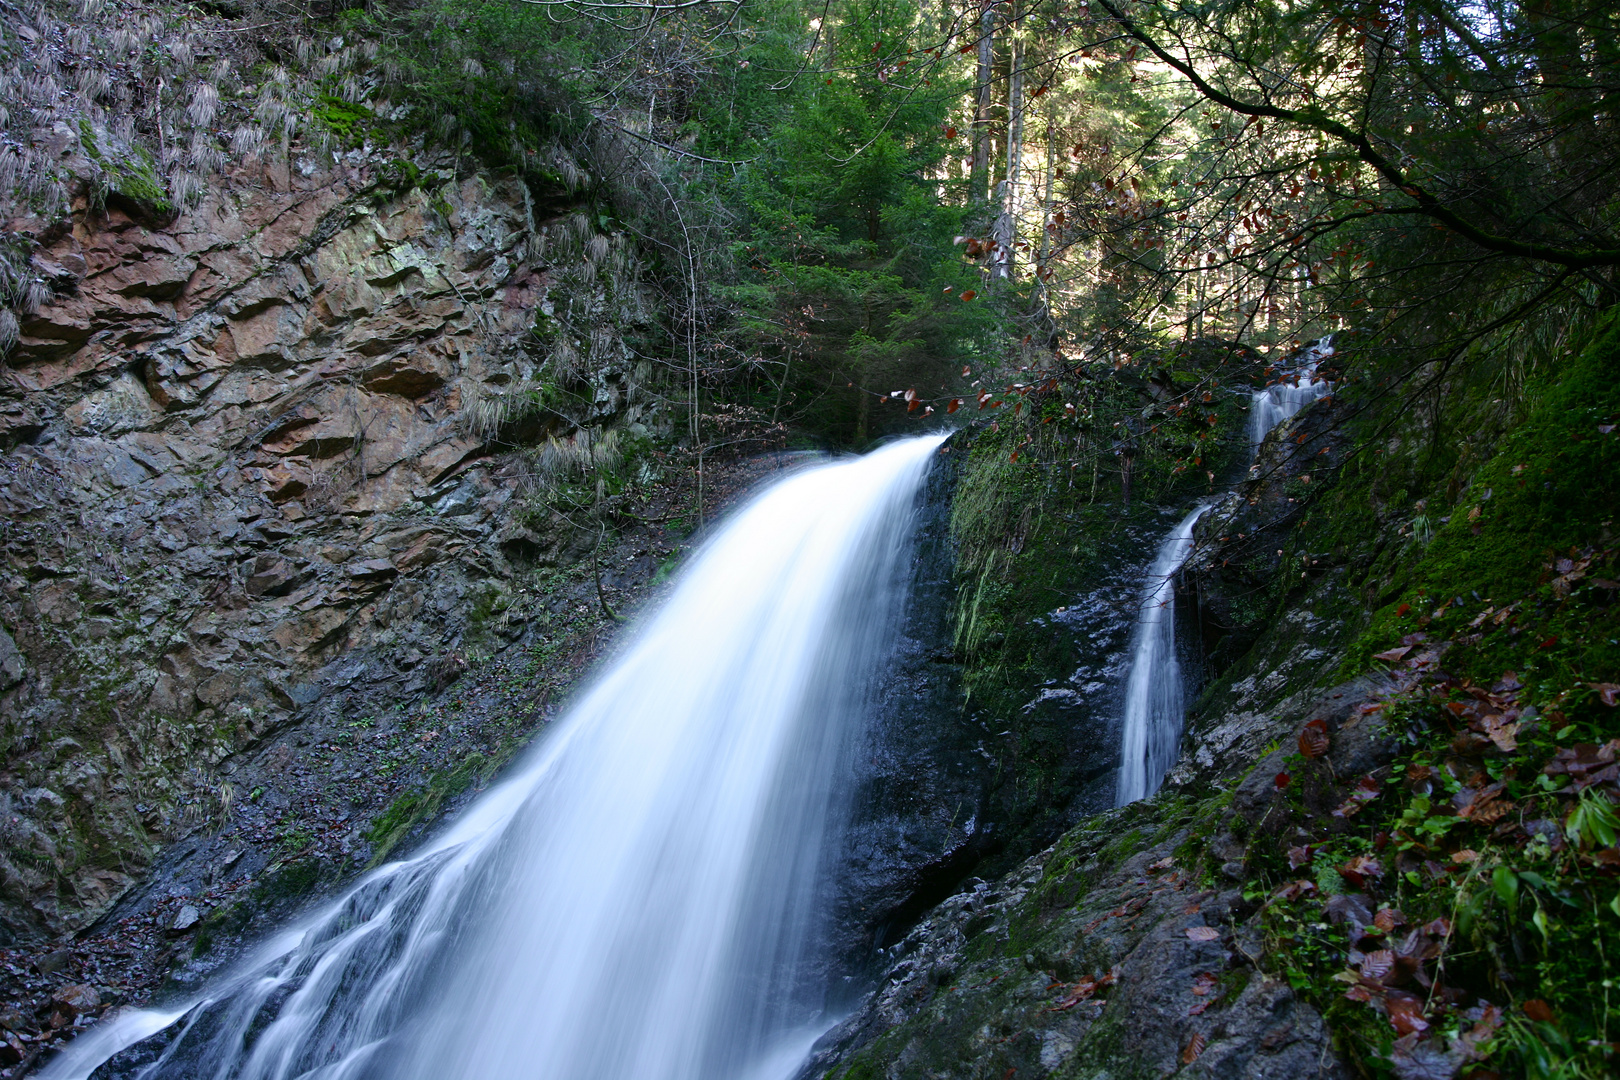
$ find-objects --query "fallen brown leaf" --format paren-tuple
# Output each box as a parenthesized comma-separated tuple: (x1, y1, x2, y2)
(1341, 855, 1385, 888)
(1299, 718, 1330, 758)
(1388, 1032, 1459, 1080)
(1272, 879, 1317, 902)
(1334, 776, 1383, 818)
(1544, 741, 1620, 790)
(1386, 990, 1431, 1035)
(1358, 949, 1395, 981)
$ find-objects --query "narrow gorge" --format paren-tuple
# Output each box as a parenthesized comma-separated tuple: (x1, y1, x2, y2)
(2, 0, 1617, 1078)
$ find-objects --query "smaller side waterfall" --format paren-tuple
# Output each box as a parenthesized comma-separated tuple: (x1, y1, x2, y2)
(1249, 336, 1335, 450)
(1114, 337, 1336, 806)
(1114, 505, 1208, 806)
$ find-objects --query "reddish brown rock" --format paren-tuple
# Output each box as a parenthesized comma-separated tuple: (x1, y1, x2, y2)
(0, 144, 658, 946)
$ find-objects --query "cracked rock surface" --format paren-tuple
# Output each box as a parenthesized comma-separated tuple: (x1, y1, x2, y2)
(0, 140, 661, 949)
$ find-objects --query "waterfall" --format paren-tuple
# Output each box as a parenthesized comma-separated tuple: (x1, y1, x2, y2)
(1112, 506, 1207, 806)
(1248, 336, 1335, 451)
(43, 434, 948, 1080)
(1115, 337, 1335, 806)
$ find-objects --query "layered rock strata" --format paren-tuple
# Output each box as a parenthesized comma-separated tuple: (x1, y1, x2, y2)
(0, 137, 657, 943)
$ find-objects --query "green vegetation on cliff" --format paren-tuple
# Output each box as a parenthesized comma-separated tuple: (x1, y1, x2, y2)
(884, 309, 1620, 1079)
(3, 0, 1619, 1073)
(1233, 315, 1620, 1080)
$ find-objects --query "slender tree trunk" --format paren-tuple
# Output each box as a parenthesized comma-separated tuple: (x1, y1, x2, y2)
(1035, 110, 1056, 317)
(771, 350, 792, 425)
(972, 2, 995, 206)
(1196, 269, 1206, 337)
(993, 15, 1024, 280)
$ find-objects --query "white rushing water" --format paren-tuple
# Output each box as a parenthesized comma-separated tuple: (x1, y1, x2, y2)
(43, 434, 948, 1080)
(1113, 505, 1207, 806)
(1115, 337, 1336, 806)
(1248, 336, 1335, 451)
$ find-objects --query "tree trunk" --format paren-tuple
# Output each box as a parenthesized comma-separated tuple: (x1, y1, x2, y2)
(972, 2, 995, 206)
(1036, 112, 1055, 292)
(993, 16, 1024, 280)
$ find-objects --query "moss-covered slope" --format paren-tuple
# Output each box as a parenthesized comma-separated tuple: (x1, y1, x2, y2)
(808, 320, 1620, 1079)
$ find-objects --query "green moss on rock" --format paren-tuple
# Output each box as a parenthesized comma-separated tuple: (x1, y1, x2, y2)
(365, 751, 491, 865)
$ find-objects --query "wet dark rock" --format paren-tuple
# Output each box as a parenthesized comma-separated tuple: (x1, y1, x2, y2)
(1188, 387, 1353, 677)
(31, 950, 72, 977)
(805, 812, 1346, 1080)
(86, 1010, 187, 1080)
(0, 628, 24, 689)
(831, 443, 984, 972)
(49, 984, 99, 1020)
(243, 554, 304, 598)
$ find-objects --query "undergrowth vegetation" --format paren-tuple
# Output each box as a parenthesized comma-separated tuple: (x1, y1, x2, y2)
(1218, 320, 1620, 1079)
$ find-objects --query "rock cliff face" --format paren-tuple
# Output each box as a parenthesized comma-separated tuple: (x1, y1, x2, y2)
(0, 138, 661, 943)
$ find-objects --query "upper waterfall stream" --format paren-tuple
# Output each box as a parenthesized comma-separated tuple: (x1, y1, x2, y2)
(1247, 338, 1336, 452)
(1115, 338, 1335, 805)
(43, 435, 948, 1080)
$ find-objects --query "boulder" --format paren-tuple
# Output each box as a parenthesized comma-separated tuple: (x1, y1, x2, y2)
(49, 983, 100, 1019)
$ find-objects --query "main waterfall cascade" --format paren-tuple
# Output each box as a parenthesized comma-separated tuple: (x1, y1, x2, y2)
(43, 435, 949, 1080)
(1115, 338, 1335, 806)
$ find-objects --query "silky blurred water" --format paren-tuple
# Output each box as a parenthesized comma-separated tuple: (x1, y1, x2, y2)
(1116, 337, 1335, 806)
(1113, 505, 1207, 806)
(1248, 337, 1335, 451)
(43, 434, 948, 1080)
